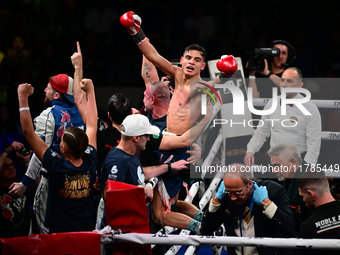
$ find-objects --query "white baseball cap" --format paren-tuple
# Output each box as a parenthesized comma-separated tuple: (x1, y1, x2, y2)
(120, 114, 160, 136)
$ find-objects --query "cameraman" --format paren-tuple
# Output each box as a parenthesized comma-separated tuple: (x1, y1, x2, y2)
(248, 40, 296, 98)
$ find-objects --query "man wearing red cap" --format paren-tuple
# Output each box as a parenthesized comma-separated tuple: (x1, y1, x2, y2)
(9, 73, 85, 233)
(44, 74, 75, 104)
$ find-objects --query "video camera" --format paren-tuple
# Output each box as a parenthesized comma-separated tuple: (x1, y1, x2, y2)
(247, 47, 280, 72)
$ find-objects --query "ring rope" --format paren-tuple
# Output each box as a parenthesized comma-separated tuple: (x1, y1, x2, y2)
(321, 132, 340, 140)
(110, 232, 340, 250)
(252, 98, 340, 108)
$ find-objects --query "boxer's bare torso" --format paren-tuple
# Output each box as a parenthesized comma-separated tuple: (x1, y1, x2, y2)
(166, 51, 206, 135)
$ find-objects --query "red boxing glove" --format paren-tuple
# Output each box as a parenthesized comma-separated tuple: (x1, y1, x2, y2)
(120, 11, 141, 35)
(120, 11, 146, 45)
(216, 55, 238, 78)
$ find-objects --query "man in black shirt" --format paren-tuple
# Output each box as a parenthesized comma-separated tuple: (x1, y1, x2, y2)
(297, 171, 340, 254)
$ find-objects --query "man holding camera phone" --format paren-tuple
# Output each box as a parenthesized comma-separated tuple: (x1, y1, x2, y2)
(247, 40, 296, 99)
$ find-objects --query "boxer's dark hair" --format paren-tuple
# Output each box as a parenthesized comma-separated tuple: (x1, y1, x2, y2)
(183, 44, 207, 61)
(108, 93, 131, 125)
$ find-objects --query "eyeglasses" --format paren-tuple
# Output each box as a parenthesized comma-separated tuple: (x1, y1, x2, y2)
(2, 163, 15, 170)
(223, 185, 247, 196)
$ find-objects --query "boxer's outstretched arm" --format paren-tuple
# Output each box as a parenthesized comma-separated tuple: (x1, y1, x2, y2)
(121, 11, 178, 78)
(138, 38, 177, 77)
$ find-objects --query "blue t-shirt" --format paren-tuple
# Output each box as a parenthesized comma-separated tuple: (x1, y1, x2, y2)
(101, 147, 145, 189)
(100, 147, 146, 228)
(43, 145, 97, 233)
(147, 113, 167, 132)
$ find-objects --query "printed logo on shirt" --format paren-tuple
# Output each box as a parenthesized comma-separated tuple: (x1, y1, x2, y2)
(58, 171, 91, 199)
(315, 215, 340, 234)
(99, 120, 108, 131)
(153, 134, 160, 139)
(111, 165, 118, 174)
(85, 146, 92, 154)
(108, 165, 118, 180)
(57, 124, 66, 138)
(0, 195, 13, 219)
(51, 150, 60, 158)
(290, 116, 298, 123)
(57, 111, 72, 138)
(61, 110, 71, 122)
(137, 166, 145, 185)
(0, 194, 26, 227)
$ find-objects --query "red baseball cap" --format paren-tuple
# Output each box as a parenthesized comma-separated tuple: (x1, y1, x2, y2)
(49, 74, 74, 103)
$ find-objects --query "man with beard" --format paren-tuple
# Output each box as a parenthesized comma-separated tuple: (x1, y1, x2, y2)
(9, 74, 84, 233)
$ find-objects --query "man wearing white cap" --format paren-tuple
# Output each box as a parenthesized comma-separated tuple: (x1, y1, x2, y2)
(100, 114, 189, 227)
(102, 114, 158, 191)
(9, 73, 85, 233)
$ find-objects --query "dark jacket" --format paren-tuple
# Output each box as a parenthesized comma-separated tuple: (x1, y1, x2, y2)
(201, 178, 295, 255)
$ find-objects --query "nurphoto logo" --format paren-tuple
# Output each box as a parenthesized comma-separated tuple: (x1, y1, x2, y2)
(201, 83, 311, 116)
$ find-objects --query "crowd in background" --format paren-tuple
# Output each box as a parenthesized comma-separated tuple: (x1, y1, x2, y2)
(0, 2, 340, 253)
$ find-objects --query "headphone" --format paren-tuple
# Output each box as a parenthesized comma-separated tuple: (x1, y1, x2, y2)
(269, 40, 296, 67)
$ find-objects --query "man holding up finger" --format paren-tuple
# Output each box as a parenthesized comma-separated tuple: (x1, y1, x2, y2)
(9, 72, 85, 233)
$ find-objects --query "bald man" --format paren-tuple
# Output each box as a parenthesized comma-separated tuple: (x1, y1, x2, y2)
(244, 67, 321, 166)
(201, 164, 294, 255)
